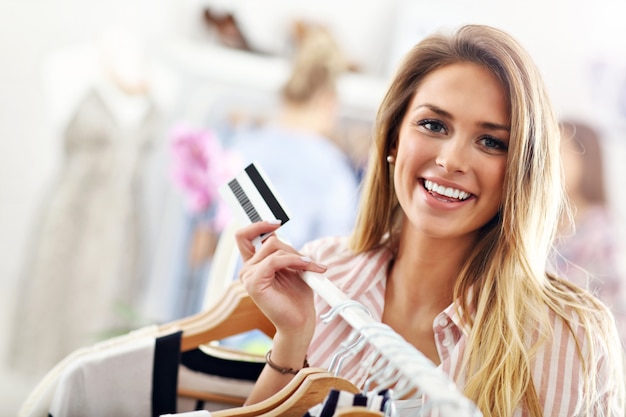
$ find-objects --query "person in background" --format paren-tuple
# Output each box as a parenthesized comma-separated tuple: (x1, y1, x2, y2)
(227, 21, 360, 252)
(235, 25, 625, 415)
(218, 21, 361, 355)
(554, 119, 626, 346)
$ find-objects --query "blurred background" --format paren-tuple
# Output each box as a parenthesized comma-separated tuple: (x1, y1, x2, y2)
(1, 0, 625, 414)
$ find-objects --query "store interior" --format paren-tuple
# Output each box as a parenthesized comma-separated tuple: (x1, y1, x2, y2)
(1, 0, 625, 414)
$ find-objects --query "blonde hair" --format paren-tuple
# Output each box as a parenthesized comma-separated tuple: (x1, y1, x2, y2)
(281, 24, 346, 105)
(350, 24, 624, 416)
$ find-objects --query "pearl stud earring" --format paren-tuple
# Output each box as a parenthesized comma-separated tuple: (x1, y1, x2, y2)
(386, 155, 395, 164)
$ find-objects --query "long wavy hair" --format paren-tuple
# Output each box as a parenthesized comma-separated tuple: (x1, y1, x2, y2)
(350, 24, 624, 416)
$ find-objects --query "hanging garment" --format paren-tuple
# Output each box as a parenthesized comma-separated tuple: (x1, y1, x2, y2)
(303, 388, 392, 417)
(19, 325, 159, 417)
(10, 87, 162, 376)
(44, 331, 262, 417)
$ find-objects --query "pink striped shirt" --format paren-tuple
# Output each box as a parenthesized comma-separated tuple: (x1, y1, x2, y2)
(301, 236, 621, 416)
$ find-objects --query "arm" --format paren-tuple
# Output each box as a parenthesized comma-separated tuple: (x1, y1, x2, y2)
(235, 220, 327, 405)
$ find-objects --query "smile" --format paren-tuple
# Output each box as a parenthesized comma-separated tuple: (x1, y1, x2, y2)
(423, 179, 471, 201)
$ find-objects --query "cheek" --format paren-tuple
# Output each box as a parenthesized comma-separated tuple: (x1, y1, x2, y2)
(477, 158, 507, 212)
(392, 151, 420, 204)
(393, 140, 413, 176)
(396, 132, 430, 166)
(394, 140, 428, 191)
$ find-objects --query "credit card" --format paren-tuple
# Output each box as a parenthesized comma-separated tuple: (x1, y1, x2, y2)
(219, 162, 290, 246)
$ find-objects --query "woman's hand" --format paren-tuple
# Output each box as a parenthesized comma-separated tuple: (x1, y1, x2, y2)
(236, 220, 328, 405)
(235, 220, 327, 340)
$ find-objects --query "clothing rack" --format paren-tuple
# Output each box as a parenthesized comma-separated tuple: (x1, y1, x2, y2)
(301, 271, 483, 416)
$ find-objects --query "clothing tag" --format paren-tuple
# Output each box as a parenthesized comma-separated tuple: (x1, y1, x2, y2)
(219, 162, 290, 246)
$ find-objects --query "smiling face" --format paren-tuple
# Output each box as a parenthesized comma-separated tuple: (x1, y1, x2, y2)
(392, 62, 510, 242)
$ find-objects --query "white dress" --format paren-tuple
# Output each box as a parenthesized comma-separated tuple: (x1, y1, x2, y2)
(10, 85, 161, 377)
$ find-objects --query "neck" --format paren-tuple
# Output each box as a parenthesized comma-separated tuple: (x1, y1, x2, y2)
(388, 226, 475, 314)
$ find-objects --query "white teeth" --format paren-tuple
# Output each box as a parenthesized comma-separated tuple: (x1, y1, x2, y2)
(424, 180, 470, 200)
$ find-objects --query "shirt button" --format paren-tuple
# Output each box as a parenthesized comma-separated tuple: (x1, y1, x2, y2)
(442, 338, 451, 347)
(438, 317, 448, 327)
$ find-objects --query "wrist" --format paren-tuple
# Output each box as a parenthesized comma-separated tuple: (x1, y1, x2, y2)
(265, 349, 309, 375)
(267, 332, 312, 373)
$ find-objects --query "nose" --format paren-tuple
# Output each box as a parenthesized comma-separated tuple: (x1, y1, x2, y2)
(435, 136, 468, 173)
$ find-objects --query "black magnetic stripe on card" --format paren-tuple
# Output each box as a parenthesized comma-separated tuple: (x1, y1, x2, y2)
(228, 178, 262, 223)
(245, 163, 289, 224)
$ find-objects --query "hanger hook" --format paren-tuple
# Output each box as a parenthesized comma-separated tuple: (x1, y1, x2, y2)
(320, 300, 372, 323)
(328, 330, 364, 374)
(361, 344, 417, 393)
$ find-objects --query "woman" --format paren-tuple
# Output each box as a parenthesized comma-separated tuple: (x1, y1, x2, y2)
(555, 120, 626, 346)
(218, 22, 360, 355)
(227, 22, 359, 252)
(235, 25, 625, 416)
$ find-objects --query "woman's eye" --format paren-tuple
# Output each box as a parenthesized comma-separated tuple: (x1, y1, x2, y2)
(480, 136, 508, 151)
(418, 119, 446, 134)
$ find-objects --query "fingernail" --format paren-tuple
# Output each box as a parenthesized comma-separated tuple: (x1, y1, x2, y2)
(267, 219, 282, 225)
(300, 256, 312, 263)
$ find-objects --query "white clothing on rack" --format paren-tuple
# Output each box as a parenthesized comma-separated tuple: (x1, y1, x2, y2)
(19, 325, 159, 417)
(22, 327, 260, 417)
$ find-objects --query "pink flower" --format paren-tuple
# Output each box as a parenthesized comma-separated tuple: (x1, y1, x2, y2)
(169, 124, 242, 230)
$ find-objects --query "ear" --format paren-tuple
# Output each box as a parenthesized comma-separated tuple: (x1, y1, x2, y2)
(388, 141, 398, 159)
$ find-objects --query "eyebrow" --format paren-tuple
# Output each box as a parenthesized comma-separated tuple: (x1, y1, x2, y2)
(415, 104, 510, 133)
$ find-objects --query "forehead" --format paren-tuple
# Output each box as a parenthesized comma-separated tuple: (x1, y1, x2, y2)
(409, 62, 510, 125)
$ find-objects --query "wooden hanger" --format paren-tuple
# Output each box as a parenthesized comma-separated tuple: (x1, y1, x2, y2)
(334, 407, 384, 416)
(170, 282, 369, 416)
(257, 370, 361, 417)
(211, 368, 361, 417)
(158, 281, 276, 406)
(211, 367, 326, 417)
(159, 280, 275, 352)
(213, 367, 361, 417)
(158, 281, 243, 335)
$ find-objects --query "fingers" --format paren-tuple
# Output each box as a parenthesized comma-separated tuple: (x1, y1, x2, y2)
(235, 221, 327, 297)
(235, 220, 282, 261)
(254, 235, 326, 271)
(248, 234, 295, 264)
(235, 222, 326, 340)
(241, 235, 326, 276)
(239, 251, 311, 285)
